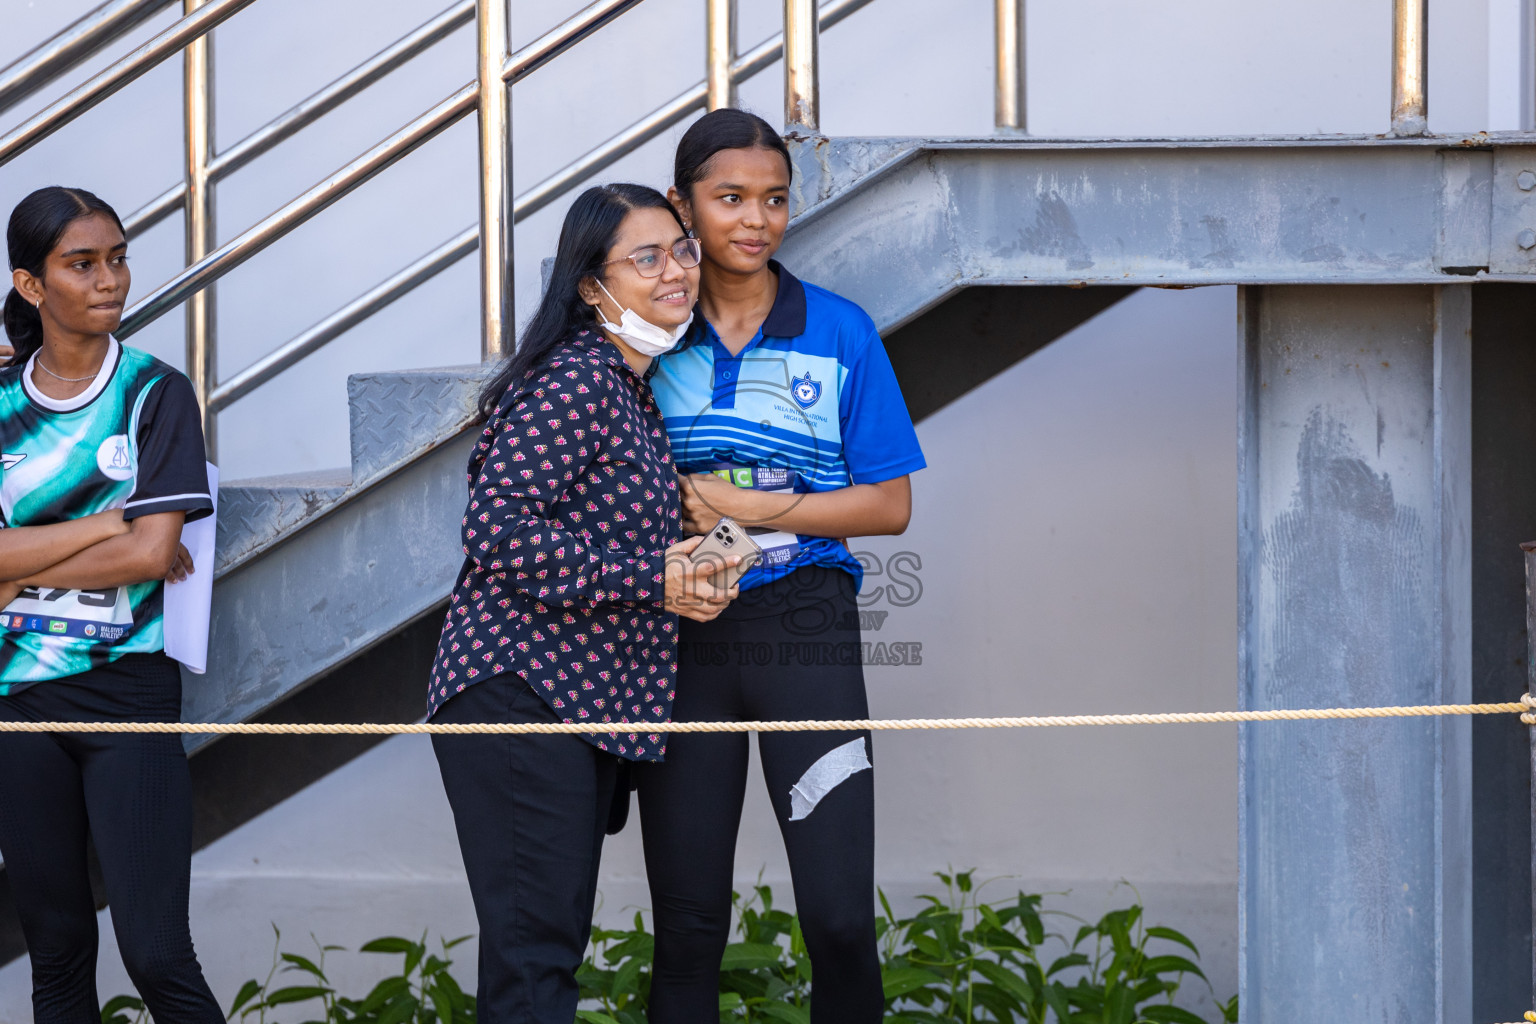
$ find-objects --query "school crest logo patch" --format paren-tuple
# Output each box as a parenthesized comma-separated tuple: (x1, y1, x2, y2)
(790, 372, 821, 410)
(97, 434, 133, 481)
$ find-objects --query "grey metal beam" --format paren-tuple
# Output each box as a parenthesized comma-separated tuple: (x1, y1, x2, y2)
(190, 432, 473, 752)
(781, 136, 1536, 332)
(1236, 285, 1473, 1022)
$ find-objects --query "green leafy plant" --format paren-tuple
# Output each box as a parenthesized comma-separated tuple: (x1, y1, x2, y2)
(578, 870, 1238, 1024)
(100, 927, 477, 1024)
(874, 870, 1238, 1024)
(102, 872, 1236, 1024)
(100, 994, 147, 1024)
(225, 927, 475, 1024)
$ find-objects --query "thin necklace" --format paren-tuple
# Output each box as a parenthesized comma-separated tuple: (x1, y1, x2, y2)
(34, 357, 98, 384)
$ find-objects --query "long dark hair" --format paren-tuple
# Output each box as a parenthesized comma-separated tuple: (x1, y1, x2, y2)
(4, 186, 125, 368)
(673, 108, 792, 200)
(478, 183, 683, 420)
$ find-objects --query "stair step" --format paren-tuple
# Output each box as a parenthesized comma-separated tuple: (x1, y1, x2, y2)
(216, 470, 352, 575)
(789, 137, 918, 220)
(347, 365, 492, 488)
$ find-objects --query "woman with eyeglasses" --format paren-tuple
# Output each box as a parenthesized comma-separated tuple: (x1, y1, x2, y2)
(428, 182, 740, 1022)
(635, 109, 926, 1023)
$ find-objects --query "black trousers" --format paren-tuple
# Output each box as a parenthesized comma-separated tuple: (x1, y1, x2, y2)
(432, 674, 619, 1024)
(0, 653, 221, 1024)
(635, 566, 883, 1024)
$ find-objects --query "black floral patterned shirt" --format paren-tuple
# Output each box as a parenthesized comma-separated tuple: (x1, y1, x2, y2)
(428, 330, 682, 761)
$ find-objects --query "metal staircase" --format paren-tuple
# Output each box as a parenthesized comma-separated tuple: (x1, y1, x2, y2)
(0, 0, 902, 749)
(2, 0, 1535, 1020)
(3, 0, 1496, 754)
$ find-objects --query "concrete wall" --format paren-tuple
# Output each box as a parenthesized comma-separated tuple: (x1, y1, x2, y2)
(0, 0, 1523, 1020)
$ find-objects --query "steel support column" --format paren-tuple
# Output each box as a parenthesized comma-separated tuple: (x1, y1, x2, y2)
(1237, 285, 1473, 1022)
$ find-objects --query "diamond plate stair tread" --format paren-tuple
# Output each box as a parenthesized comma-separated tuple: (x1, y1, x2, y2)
(347, 364, 494, 487)
(211, 366, 492, 578)
(216, 471, 351, 575)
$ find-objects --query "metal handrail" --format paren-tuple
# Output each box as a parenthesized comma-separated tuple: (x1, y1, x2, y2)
(706, 0, 737, 111)
(119, 82, 477, 337)
(994, 0, 1024, 132)
(4, 0, 1432, 461)
(784, 0, 819, 133)
(133, 0, 876, 414)
(0, 0, 257, 163)
(477, 0, 512, 360)
(500, 0, 646, 83)
(0, 0, 176, 116)
(516, 0, 876, 220)
(147, 0, 875, 414)
(123, 0, 476, 238)
(117, 0, 644, 340)
(1391, 0, 1427, 135)
(208, 228, 478, 410)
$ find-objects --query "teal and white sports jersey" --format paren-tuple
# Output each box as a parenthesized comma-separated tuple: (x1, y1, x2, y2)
(0, 338, 211, 689)
(651, 262, 925, 591)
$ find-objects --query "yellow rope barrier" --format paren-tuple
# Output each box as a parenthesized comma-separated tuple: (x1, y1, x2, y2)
(0, 698, 1523, 735)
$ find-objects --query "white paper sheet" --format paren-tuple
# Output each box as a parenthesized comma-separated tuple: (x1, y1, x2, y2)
(164, 462, 217, 674)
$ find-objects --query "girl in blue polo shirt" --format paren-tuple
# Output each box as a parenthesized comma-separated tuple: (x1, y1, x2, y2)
(637, 109, 926, 1023)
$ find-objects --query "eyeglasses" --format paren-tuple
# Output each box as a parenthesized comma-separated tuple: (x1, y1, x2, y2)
(601, 237, 702, 278)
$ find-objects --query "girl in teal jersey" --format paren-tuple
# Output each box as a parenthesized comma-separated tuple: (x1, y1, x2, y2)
(0, 187, 218, 1024)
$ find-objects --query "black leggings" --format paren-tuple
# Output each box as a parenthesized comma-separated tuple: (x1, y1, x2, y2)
(0, 653, 220, 1024)
(635, 566, 883, 1024)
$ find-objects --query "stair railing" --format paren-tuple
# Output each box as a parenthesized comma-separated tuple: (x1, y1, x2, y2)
(0, 0, 879, 458)
(0, 0, 1430, 458)
(0, 0, 179, 116)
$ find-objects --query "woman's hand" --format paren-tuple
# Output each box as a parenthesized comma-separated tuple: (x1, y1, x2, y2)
(679, 473, 752, 536)
(663, 535, 739, 622)
(164, 543, 194, 584)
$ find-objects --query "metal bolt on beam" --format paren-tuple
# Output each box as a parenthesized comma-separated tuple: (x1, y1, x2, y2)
(1518, 229, 1535, 250)
(1519, 170, 1536, 191)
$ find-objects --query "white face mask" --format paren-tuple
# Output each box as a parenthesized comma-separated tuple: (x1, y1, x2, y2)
(594, 280, 692, 358)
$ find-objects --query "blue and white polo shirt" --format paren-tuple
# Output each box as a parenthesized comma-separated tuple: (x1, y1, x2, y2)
(651, 262, 925, 591)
